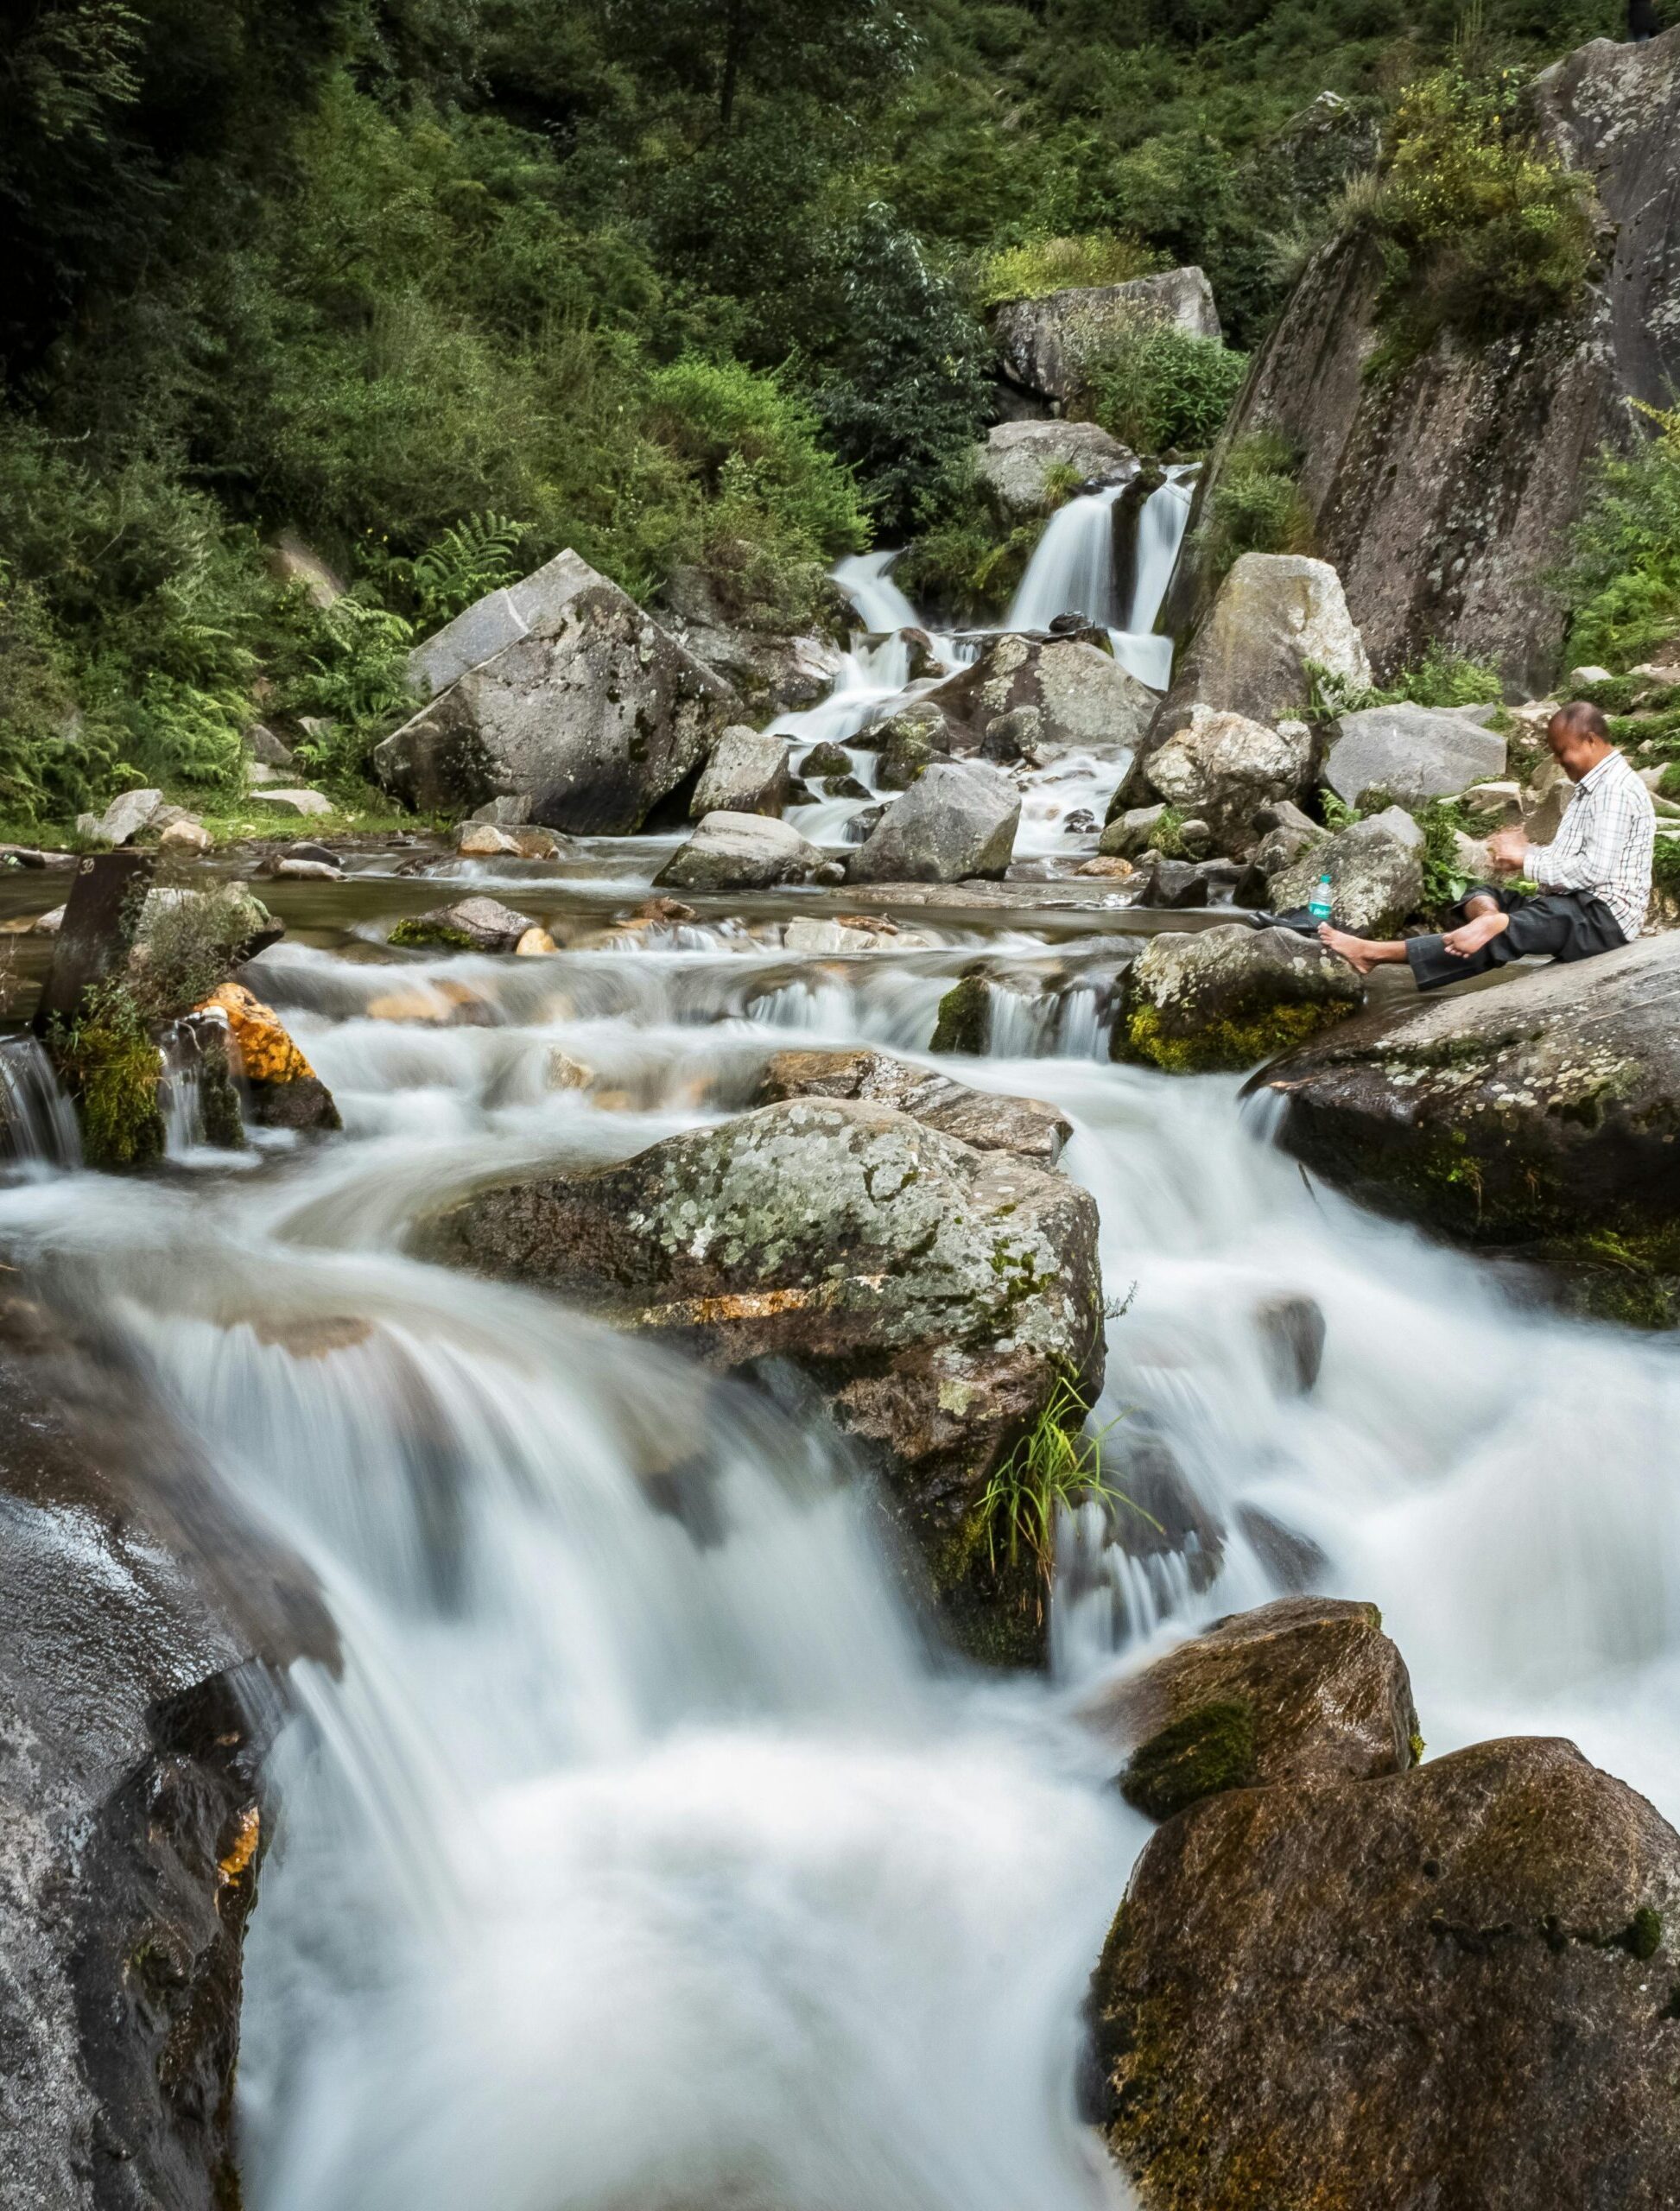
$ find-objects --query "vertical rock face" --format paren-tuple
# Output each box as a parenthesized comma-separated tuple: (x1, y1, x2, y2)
(1149, 554, 1371, 751)
(1175, 29, 1680, 691)
(374, 550, 739, 832)
(0, 1301, 332, 2211)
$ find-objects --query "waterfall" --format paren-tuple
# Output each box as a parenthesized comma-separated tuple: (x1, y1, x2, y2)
(0, 1035, 82, 1172)
(1002, 470, 1195, 693)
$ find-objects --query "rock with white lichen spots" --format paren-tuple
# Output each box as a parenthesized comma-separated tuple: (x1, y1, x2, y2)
(422, 1097, 1105, 1661)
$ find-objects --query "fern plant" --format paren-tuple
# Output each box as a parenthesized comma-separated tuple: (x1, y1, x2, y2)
(409, 512, 528, 626)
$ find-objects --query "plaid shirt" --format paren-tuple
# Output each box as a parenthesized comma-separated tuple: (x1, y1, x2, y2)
(1525, 748, 1654, 942)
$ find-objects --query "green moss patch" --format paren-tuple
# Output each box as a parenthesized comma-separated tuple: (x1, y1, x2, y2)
(1120, 996, 1354, 1076)
(1121, 1697, 1258, 1822)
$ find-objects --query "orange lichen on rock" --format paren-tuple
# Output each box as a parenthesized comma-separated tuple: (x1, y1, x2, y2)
(197, 982, 320, 1085)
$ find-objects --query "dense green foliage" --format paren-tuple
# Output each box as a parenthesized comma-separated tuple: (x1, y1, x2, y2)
(1086, 326, 1251, 454)
(0, 0, 1646, 824)
(1565, 406, 1680, 674)
(1192, 432, 1315, 583)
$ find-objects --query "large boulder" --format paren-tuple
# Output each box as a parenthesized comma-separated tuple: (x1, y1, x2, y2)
(374, 550, 739, 832)
(935, 633, 1157, 764)
(1323, 702, 1507, 809)
(688, 725, 796, 819)
(0, 1297, 332, 2211)
(1117, 922, 1365, 1074)
(1252, 934, 1680, 1314)
(1142, 706, 1313, 849)
(1080, 1598, 1420, 1822)
(425, 1099, 1105, 1660)
(1166, 31, 1680, 691)
(751, 1046, 1072, 1165)
(846, 760, 1020, 884)
(1150, 554, 1371, 754)
(1090, 1733, 1680, 2211)
(654, 811, 821, 892)
(660, 565, 847, 717)
(973, 421, 1136, 522)
(1265, 811, 1425, 935)
(991, 269, 1221, 410)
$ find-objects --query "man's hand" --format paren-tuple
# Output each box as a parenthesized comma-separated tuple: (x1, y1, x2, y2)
(1487, 826, 1527, 875)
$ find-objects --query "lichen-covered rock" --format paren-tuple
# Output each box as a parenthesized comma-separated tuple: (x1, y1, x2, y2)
(1323, 702, 1507, 809)
(1149, 554, 1371, 754)
(1142, 706, 1313, 849)
(937, 632, 1157, 765)
(1252, 934, 1680, 1313)
(426, 1099, 1104, 1654)
(973, 420, 1136, 520)
(390, 896, 535, 953)
(846, 760, 1020, 884)
(752, 1047, 1072, 1164)
(0, 1297, 332, 2211)
(653, 811, 820, 892)
(991, 268, 1220, 409)
(376, 550, 738, 831)
(872, 701, 953, 789)
(1081, 1598, 1419, 1821)
(1265, 813, 1425, 935)
(1166, 32, 1680, 690)
(688, 726, 796, 819)
(1117, 923, 1365, 1074)
(197, 982, 340, 1131)
(1090, 1734, 1680, 2211)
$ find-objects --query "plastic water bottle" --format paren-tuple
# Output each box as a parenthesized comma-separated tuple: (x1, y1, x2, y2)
(1309, 871, 1334, 925)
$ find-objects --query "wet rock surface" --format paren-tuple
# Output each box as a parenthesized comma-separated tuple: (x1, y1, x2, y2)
(390, 895, 535, 953)
(688, 726, 796, 819)
(1118, 922, 1365, 1074)
(425, 1098, 1105, 1646)
(1081, 1597, 1419, 1821)
(1091, 1733, 1680, 2211)
(375, 550, 738, 831)
(846, 759, 1020, 884)
(655, 812, 821, 892)
(751, 1047, 1073, 1165)
(1254, 935, 1680, 1308)
(936, 633, 1157, 764)
(198, 982, 341, 1132)
(0, 1298, 332, 2211)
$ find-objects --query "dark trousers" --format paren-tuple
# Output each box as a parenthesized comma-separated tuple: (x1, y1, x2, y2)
(1405, 883, 1626, 991)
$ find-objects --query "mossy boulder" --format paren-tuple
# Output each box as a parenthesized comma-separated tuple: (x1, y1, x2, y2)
(1080, 1597, 1420, 1823)
(1091, 1736, 1680, 2211)
(751, 1046, 1071, 1165)
(1116, 922, 1365, 1074)
(390, 896, 535, 953)
(423, 1098, 1105, 1661)
(930, 972, 992, 1055)
(1252, 934, 1680, 1307)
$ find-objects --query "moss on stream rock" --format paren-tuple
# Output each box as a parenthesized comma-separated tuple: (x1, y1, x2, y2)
(1091, 1735, 1680, 2211)
(1115, 924, 1365, 1075)
(1252, 935, 1680, 1318)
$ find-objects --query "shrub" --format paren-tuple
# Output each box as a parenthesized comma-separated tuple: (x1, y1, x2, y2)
(1563, 402, 1680, 674)
(49, 982, 164, 1172)
(896, 453, 1050, 622)
(973, 232, 1162, 308)
(1362, 66, 1596, 369)
(1084, 325, 1249, 453)
(1192, 431, 1314, 585)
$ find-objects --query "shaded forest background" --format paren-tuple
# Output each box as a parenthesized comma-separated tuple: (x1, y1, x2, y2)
(0, 0, 1665, 821)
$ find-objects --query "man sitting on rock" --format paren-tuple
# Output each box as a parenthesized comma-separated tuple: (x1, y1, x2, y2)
(1318, 703, 1654, 989)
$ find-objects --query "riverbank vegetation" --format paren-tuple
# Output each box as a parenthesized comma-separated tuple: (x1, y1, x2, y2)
(0, 0, 1658, 827)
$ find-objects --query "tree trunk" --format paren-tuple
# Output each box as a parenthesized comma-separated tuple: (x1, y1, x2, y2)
(720, 0, 746, 134)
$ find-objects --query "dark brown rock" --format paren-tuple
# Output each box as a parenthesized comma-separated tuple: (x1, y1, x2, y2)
(33, 852, 155, 1036)
(0, 1296, 333, 2211)
(1091, 1735, 1680, 2211)
(752, 1046, 1072, 1165)
(1081, 1597, 1418, 1821)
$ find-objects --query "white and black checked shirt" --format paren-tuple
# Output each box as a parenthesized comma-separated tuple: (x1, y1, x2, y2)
(1524, 748, 1655, 942)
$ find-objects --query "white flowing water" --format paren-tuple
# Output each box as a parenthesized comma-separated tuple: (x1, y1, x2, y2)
(1003, 469, 1195, 691)
(7, 896, 1680, 2207)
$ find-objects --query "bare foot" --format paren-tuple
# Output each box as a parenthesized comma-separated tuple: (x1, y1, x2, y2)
(1442, 909, 1508, 960)
(1317, 922, 1381, 975)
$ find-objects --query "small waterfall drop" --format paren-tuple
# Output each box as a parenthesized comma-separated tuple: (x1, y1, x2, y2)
(1003, 468, 1196, 693)
(0, 1034, 82, 1173)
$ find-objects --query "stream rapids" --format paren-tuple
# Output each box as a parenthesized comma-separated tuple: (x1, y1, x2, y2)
(7, 529, 1680, 2210)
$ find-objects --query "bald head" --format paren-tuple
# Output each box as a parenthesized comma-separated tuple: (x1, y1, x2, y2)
(1548, 700, 1615, 782)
